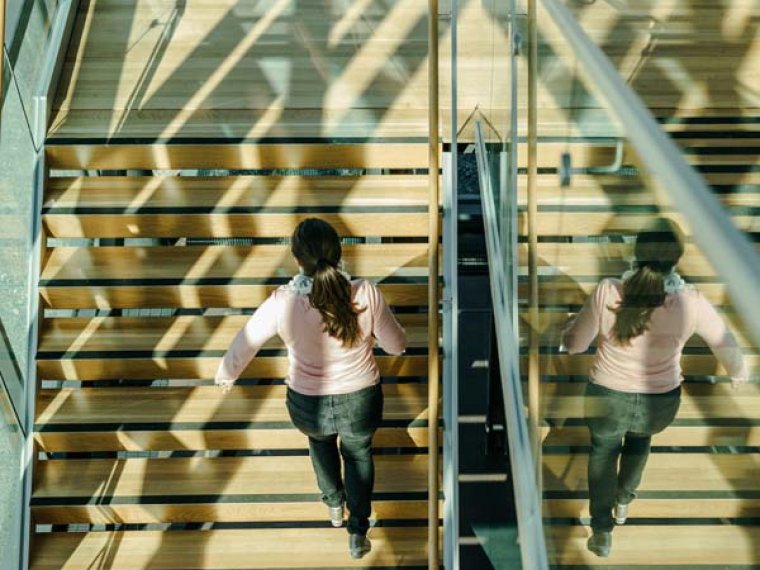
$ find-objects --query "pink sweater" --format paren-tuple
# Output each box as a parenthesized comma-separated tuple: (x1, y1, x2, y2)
(215, 279, 407, 395)
(562, 279, 748, 393)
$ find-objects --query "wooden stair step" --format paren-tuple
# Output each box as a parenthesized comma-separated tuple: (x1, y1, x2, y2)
(40, 283, 429, 310)
(542, 382, 760, 419)
(542, 425, 760, 448)
(523, 281, 734, 306)
(32, 499, 432, 526)
(547, 525, 759, 565)
(32, 455, 428, 501)
(30, 527, 431, 569)
(38, 314, 428, 354)
(44, 176, 429, 209)
(544, 498, 760, 520)
(543, 453, 759, 492)
(35, 384, 430, 426)
(40, 244, 433, 283)
(43, 213, 432, 239)
(45, 143, 431, 170)
(532, 355, 760, 379)
(35, 426, 433, 453)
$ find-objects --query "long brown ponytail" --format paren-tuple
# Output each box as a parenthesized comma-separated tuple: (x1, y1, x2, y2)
(612, 218, 685, 345)
(291, 218, 365, 347)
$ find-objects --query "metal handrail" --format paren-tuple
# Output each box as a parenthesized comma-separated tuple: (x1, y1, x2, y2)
(1, 0, 6, 112)
(539, 0, 760, 347)
(475, 121, 550, 570)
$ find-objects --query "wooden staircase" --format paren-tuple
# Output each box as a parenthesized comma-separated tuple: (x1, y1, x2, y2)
(525, 119, 760, 566)
(30, 143, 440, 569)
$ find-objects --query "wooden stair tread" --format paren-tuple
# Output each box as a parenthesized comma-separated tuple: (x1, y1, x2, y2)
(547, 525, 759, 565)
(543, 453, 760, 492)
(40, 283, 429, 309)
(45, 144, 431, 170)
(38, 314, 429, 354)
(43, 212, 432, 239)
(543, 382, 760, 418)
(30, 528, 431, 569)
(34, 426, 433, 453)
(32, 455, 428, 500)
(40, 244, 432, 283)
(31, 500, 432, 526)
(44, 176, 429, 209)
(35, 384, 429, 426)
(542, 425, 760, 447)
(544, 498, 760, 519)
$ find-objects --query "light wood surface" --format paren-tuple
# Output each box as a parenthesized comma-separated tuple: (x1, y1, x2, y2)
(32, 455, 429, 499)
(41, 243, 432, 282)
(544, 498, 760, 520)
(40, 283, 429, 309)
(32, 499, 434, 526)
(543, 453, 759, 492)
(45, 176, 430, 209)
(542, 382, 760, 419)
(542, 424, 760, 447)
(546, 525, 760, 565)
(35, 384, 430, 425)
(45, 143, 431, 170)
(43, 212, 433, 238)
(35, 426, 435, 453)
(29, 528, 433, 569)
(38, 313, 429, 353)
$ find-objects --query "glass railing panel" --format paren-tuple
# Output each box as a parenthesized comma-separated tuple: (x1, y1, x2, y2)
(0, 374, 24, 570)
(0, 47, 39, 426)
(526, 1, 760, 566)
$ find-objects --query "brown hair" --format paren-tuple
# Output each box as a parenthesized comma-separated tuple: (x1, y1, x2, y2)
(612, 218, 685, 345)
(291, 218, 365, 347)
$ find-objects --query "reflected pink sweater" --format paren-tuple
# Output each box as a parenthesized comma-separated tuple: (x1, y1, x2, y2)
(215, 279, 407, 395)
(562, 279, 748, 393)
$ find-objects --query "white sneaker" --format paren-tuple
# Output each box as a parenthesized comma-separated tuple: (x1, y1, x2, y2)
(328, 504, 344, 527)
(614, 502, 629, 525)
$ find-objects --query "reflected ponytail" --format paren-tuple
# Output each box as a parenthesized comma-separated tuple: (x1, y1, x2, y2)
(291, 219, 365, 347)
(611, 218, 685, 345)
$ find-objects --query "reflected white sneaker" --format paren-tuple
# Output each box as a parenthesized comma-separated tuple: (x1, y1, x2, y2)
(328, 504, 344, 527)
(614, 502, 629, 525)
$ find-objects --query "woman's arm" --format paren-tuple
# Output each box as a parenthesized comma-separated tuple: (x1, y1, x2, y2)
(693, 293, 748, 386)
(368, 281, 406, 355)
(561, 281, 605, 354)
(215, 293, 279, 392)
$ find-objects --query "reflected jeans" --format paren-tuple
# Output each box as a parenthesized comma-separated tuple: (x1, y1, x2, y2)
(286, 383, 384, 536)
(585, 382, 681, 532)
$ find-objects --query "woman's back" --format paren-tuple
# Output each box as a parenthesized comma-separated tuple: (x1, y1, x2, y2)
(563, 278, 746, 393)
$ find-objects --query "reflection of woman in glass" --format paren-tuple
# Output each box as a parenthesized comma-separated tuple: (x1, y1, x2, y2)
(215, 218, 406, 559)
(561, 218, 748, 558)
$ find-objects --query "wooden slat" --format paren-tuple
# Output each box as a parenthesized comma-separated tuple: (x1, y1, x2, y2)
(44, 176, 429, 209)
(545, 498, 760, 520)
(45, 144, 430, 170)
(35, 384, 429, 425)
(34, 426, 434, 453)
(38, 314, 428, 354)
(40, 283, 428, 309)
(32, 455, 428, 500)
(43, 212, 432, 239)
(29, 528, 431, 569)
(547, 526, 759, 565)
(543, 453, 759, 492)
(31, 499, 432, 526)
(542, 382, 760, 419)
(36, 354, 428, 381)
(40, 244, 431, 283)
(542, 425, 760, 447)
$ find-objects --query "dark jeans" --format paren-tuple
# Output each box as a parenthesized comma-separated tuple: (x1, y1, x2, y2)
(286, 383, 384, 535)
(585, 382, 681, 532)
